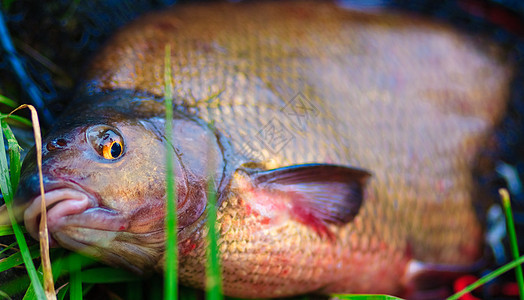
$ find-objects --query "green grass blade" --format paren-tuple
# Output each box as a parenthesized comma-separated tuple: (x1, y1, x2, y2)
(23, 249, 66, 300)
(206, 178, 223, 300)
(2, 121, 21, 190)
(56, 285, 69, 300)
(0, 95, 17, 108)
(50, 249, 65, 281)
(79, 267, 141, 283)
(0, 274, 30, 295)
(23, 263, 44, 300)
(0, 120, 15, 196)
(0, 241, 18, 255)
(62, 252, 97, 272)
(164, 44, 178, 300)
(0, 225, 26, 236)
(1, 114, 33, 128)
(0, 118, 45, 299)
(69, 255, 82, 300)
(500, 189, 524, 299)
(332, 295, 404, 300)
(0, 244, 40, 272)
(4, 250, 96, 297)
(0, 224, 14, 235)
(447, 254, 524, 300)
(0, 290, 12, 300)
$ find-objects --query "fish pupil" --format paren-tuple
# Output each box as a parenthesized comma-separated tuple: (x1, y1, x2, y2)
(111, 142, 122, 158)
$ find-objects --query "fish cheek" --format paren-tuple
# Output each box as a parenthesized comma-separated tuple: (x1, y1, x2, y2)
(90, 125, 169, 213)
(80, 124, 181, 235)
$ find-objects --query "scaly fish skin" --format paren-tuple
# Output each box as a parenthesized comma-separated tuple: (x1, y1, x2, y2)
(7, 1, 514, 298)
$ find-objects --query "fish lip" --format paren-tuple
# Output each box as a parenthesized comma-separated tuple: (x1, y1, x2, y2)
(23, 181, 100, 244)
(56, 207, 129, 232)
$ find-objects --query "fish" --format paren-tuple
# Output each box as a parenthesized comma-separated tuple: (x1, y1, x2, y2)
(0, 0, 516, 298)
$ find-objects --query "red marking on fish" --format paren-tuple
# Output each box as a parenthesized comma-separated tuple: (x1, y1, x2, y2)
(259, 217, 271, 225)
(244, 204, 252, 216)
(239, 180, 288, 221)
(290, 204, 335, 241)
(180, 240, 198, 256)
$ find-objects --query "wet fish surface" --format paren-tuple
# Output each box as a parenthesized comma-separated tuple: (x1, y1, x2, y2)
(3, 0, 516, 298)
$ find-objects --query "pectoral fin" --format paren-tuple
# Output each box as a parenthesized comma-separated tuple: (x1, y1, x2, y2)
(242, 164, 371, 233)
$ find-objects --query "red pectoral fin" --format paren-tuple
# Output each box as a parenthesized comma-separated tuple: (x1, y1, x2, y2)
(246, 164, 371, 229)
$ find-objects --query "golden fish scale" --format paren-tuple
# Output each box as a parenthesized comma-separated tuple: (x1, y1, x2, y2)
(86, 1, 513, 296)
(175, 193, 410, 296)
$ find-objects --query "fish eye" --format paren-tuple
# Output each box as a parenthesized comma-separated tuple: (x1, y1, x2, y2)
(87, 125, 125, 160)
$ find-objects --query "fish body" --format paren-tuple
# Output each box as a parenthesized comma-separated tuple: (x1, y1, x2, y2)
(6, 1, 515, 298)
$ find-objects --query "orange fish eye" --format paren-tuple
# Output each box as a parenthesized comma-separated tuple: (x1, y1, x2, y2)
(102, 140, 123, 159)
(87, 125, 125, 160)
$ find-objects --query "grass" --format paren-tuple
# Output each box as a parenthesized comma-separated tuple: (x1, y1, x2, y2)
(0, 106, 45, 299)
(333, 296, 402, 300)
(164, 44, 178, 300)
(500, 188, 524, 297)
(0, 97, 523, 300)
(205, 165, 223, 300)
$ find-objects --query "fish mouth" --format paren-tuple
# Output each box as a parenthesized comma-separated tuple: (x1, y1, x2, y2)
(24, 183, 95, 246)
(23, 182, 127, 248)
(21, 182, 160, 273)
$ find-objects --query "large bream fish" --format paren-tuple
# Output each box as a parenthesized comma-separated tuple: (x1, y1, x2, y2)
(0, 1, 516, 298)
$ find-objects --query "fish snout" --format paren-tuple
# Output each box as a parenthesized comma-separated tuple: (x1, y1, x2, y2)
(16, 135, 77, 207)
(23, 188, 94, 244)
(13, 168, 65, 214)
(14, 170, 96, 244)
(0, 150, 44, 225)
(14, 142, 72, 207)
(15, 171, 48, 208)
(5, 171, 52, 224)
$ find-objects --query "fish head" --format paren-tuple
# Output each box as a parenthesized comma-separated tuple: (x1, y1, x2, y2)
(10, 90, 224, 274)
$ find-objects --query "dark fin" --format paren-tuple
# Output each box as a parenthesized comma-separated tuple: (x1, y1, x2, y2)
(248, 164, 371, 229)
(403, 258, 487, 300)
